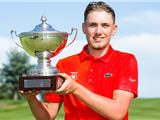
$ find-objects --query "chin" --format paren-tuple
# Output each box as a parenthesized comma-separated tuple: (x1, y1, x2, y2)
(92, 45, 106, 50)
(88, 42, 108, 50)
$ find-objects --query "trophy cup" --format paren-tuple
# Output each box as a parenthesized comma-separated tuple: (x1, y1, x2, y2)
(11, 16, 77, 91)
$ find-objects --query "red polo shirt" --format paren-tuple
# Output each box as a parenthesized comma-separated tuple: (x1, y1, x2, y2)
(44, 45, 138, 120)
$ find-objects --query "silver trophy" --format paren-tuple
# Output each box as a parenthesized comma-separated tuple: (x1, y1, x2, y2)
(11, 16, 77, 91)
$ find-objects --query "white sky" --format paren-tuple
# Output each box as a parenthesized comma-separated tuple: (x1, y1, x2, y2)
(0, 1, 160, 98)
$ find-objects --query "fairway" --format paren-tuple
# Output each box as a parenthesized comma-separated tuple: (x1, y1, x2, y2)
(129, 98, 160, 120)
(0, 98, 160, 120)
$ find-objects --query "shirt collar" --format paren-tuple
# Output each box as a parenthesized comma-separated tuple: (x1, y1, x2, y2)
(79, 44, 115, 63)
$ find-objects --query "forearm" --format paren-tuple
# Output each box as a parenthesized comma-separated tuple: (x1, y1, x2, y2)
(73, 84, 130, 120)
(55, 73, 133, 119)
(27, 97, 52, 120)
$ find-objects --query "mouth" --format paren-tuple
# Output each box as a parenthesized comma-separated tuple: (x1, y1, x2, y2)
(93, 36, 104, 42)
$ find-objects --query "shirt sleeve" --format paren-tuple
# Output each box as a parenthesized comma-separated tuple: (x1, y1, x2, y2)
(43, 60, 64, 102)
(114, 54, 138, 98)
(44, 92, 63, 102)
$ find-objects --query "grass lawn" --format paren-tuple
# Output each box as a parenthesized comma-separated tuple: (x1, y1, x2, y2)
(0, 99, 64, 120)
(129, 98, 160, 120)
(0, 98, 160, 120)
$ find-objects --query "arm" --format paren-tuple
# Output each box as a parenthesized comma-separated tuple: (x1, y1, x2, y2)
(73, 83, 133, 120)
(21, 92, 62, 120)
(56, 73, 134, 120)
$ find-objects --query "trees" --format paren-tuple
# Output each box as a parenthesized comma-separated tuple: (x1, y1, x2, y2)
(0, 49, 33, 100)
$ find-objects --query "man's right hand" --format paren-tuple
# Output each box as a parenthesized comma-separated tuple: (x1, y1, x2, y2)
(19, 90, 40, 100)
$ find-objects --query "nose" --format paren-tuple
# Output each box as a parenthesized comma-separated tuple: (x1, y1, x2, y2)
(95, 26, 103, 35)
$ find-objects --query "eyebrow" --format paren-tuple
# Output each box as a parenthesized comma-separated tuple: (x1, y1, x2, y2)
(85, 21, 113, 26)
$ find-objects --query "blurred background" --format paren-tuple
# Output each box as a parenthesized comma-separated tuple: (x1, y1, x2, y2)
(0, 0, 160, 120)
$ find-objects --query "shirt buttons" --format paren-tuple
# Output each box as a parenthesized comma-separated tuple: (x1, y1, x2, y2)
(87, 78, 95, 90)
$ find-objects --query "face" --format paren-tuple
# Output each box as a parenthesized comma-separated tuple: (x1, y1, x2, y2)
(82, 10, 117, 51)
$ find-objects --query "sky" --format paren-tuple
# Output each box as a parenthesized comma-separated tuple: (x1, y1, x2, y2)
(0, 0, 160, 98)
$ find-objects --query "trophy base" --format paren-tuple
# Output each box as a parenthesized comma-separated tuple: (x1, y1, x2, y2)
(19, 76, 57, 91)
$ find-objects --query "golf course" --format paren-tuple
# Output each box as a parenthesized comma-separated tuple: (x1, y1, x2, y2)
(0, 98, 160, 120)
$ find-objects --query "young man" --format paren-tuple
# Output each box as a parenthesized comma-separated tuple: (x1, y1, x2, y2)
(22, 1, 138, 120)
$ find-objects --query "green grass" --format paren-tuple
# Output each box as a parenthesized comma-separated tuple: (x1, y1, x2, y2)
(0, 98, 160, 120)
(129, 98, 160, 120)
(0, 99, 64, 120)
(0, 99, 34, 120)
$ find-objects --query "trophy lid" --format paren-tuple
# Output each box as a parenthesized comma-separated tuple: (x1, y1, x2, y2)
(32, 15, 57, 33)
(19, 15, 64, 36)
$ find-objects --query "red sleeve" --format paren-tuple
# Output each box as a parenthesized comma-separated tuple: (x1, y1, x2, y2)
(44, 92, 63, 102)
(115, 55, 138, 98)
(43, 60, 64, 102)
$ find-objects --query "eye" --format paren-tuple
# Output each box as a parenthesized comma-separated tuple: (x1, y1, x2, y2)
(102, 23, 110, 28)
(88, 23, 97, 28)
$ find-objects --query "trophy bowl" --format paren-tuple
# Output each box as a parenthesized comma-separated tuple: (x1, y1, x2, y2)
(11, 16, 77, 91)
(19, 32, 68, 57)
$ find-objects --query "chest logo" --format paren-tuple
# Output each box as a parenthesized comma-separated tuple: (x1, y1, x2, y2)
(70, 72, 78, 80)
(104, 73, 113, 78)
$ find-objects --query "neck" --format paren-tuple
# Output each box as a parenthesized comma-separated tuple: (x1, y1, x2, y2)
(87, 45, 109, 58)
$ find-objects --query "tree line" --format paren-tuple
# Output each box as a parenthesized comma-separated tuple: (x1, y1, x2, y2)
(0, 49, 33, 100)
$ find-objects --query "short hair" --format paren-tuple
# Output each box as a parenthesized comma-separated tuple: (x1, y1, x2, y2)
(84, 1, 116, 24)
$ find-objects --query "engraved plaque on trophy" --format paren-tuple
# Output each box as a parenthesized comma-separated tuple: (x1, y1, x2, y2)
(11, 16, 77, 91)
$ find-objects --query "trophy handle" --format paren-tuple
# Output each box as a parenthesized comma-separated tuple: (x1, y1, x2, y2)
(51, 28, 78, 57)
(10, 30, 23, 49)
(65, 28, 78, 48)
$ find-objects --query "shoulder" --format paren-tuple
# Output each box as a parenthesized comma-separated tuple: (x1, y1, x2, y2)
(58, 53, 80, 64)
(112, 49, 138, 66)
(114, 49, 137, 60)
(56, 53, 81, 71)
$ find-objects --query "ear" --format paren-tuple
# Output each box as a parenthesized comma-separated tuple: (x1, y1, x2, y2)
(112, 24, 118, 36)
(82, 22, 86, 34)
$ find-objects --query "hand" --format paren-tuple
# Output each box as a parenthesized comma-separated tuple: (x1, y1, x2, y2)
(55, 73, 79, 95)
(56, 75, 65, 89)
(19, 90, 40, 100)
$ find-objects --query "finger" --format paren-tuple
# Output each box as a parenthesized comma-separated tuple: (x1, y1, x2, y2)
(56, 77, 65, 89)
(28, 90, 33, 93)
(55, 79, 69, 93)
(55, 84, 66, 93)
(58, 73, 70, 79)
(19, 90, 39, 95)
(19, 90, 24, 94)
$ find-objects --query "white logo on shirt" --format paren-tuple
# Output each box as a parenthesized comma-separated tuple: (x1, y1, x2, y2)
(70, 72, 78, 80)
(129, 78, 136, 83)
